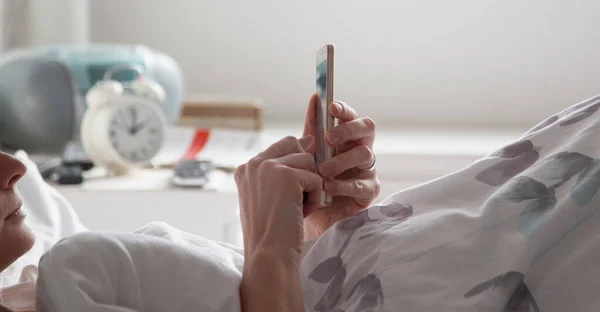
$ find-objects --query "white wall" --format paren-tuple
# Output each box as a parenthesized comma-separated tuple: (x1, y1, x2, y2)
(0, 0, 4, 52)
(90, 0, 600, 128)
(2, 0, 89, 50)
(16, 0, 89, 47)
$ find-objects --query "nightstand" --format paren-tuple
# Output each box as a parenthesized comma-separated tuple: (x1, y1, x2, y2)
(54, 169, 243, 247)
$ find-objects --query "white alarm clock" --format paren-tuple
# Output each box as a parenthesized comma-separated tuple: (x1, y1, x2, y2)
(80, 66, 168, 175)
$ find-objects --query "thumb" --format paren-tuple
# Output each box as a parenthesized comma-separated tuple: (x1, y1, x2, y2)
(302, 93, 318, 140)
(294, 169, 323, 217)
(298, 135, 315, 152)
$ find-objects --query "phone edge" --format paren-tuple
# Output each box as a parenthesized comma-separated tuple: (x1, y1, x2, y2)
(324, 44, 335, 206)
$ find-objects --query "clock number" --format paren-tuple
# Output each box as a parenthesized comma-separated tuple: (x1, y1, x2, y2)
(129, 106, 137, 119)
(105, 105, 163, 163)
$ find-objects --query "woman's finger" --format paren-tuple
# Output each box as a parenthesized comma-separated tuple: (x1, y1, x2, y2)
(259, 135, 314, 160)
(303, 93, 319, 139)
(329, 101, 358, 123)
(277, 153, 323, 215)
(323, 178, 380, 206)
(326, 117, 375, 146)
(288, 168, 323, 216)
(318, 145, 375, 178)
(301, 94, 318, 155)
(277, 152, 317, 173)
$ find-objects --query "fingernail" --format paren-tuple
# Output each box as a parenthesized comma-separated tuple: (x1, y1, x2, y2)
(333, 102, 343, 113)
(319, 163, 334, 177)
(300, 136, 314, 151)
(326, 132, 339, 144)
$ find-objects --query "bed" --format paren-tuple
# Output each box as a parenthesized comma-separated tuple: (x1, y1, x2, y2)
(7, 95, 600, 312)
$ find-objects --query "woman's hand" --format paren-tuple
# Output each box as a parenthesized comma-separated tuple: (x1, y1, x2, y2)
(302, 94, 380, 240)
(235, 135, 320, 312)
(235, 135, 322, 259)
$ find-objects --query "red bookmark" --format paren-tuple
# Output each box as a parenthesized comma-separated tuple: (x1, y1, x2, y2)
(182, 129, 210, 160)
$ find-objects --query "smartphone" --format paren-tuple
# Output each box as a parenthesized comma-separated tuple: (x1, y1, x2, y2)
(171, 159, 214, 188)
(316, 44, 336, 207)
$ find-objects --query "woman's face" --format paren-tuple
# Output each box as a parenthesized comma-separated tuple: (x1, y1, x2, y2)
(0, 152, 34, 273)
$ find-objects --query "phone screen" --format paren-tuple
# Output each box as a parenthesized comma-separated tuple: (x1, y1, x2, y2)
(316, 44, 335, 206)
(316, 54, 328, 167)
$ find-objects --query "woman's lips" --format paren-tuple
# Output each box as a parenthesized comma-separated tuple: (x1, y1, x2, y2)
(4, 199, 24, 221)
(4, 207, 25, 221)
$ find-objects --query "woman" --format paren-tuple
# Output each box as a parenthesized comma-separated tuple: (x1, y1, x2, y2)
(7, 93, 600, 311)
(0, 94, 379, 311)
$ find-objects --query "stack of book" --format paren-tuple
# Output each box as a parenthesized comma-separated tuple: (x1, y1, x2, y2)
(178, 98, 263, 131)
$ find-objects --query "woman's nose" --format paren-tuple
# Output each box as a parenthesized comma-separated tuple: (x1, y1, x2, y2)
(0, 152, 27, 189)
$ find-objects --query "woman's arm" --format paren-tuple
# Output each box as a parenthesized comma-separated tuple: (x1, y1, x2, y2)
(240, 248, 303, 312)
(235, 136, 320, 312)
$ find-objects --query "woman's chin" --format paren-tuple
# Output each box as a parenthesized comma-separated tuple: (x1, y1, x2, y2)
(13, 222, 35, 251)
(0, 219, 36, 268)
(20, 224, 36, 252)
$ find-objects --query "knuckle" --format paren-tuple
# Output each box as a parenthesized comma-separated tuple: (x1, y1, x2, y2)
(374, 179, 381, 197)
(290, 168, 301, 179)
(301, 152, 315, 160)
(259, 158, 278, 171)
(356, 145, 373, 159)
(247, 156, 263, 169)
(370, 178, 381, 198)
(302, 153, 317, 171)
(328, 127, 341, 140)
(344, 123, 356, 138)
(281, 135, 298, 146)
(234, 164, 246, 183)
(289, 168, 305, 183)
(353, 180, 365, 193)
(362, 117, 376, 131)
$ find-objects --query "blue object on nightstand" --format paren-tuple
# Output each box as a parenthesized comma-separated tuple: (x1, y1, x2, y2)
(0, 44, 184, 153)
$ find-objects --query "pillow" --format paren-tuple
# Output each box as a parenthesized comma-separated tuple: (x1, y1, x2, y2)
(0, 151, 87, 287)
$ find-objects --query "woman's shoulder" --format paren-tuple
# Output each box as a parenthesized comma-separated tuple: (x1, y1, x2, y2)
(0, 267, 37, 311)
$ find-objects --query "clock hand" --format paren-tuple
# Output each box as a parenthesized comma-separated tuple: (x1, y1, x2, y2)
(116, 109, 135, 134)
(131, 123, 144, 135)
(131, 116, 153, 134)
(111, 115, 130, 133)
(124, 107, 138, 134)
(113, 124, 129, 132)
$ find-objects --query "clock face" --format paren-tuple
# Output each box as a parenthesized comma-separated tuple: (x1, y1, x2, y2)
(108, 101, 164, 163)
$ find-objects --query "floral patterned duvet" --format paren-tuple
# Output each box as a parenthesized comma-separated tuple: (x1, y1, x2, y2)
(300, 95, 600, 312)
